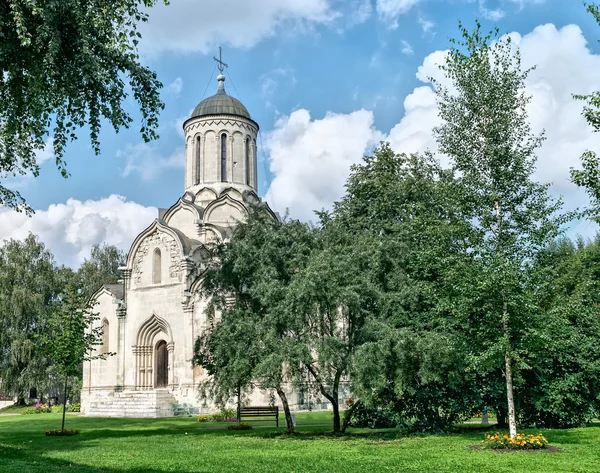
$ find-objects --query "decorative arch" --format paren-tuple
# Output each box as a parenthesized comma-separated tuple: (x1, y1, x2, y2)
(204, 194, 247, 226)
(126, 220, 188, 286)
(220, 132, 228, 182)
(133, 313, 174, 389)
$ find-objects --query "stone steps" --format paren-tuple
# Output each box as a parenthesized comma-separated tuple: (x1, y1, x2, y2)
(85, 389, 175, 418)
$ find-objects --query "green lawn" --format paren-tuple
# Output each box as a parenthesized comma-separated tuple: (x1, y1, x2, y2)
(1, 412, 599, 472)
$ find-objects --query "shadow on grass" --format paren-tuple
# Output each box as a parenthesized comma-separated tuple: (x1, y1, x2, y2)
(0, 442, 196, 473)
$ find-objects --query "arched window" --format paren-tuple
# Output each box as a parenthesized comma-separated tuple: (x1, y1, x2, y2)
(153, 248, 162, 284)
(195, 136, 201, 184)
(221, 133, 227, 182)
(101, 319, 109, 355)
(245, 138, 250, 186)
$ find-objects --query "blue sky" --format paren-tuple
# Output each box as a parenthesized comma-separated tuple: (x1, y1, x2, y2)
(2, 0, 600, 266)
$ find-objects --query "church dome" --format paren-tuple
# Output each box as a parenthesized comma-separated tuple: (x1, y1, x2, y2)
(191, 74, 251, 120)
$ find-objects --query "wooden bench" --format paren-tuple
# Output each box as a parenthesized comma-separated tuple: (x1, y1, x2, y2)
(238, 406, 279, 427)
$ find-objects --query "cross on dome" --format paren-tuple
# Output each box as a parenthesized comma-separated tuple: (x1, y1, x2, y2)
(213, 47, 228, 95)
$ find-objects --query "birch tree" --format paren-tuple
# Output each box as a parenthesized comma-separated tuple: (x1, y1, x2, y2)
(432, 21, 566, 438)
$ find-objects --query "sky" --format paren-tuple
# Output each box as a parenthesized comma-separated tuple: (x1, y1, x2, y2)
(1, 0, 600, 267)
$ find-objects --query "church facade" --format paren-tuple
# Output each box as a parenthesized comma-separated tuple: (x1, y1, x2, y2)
(81, 70, 308, 417)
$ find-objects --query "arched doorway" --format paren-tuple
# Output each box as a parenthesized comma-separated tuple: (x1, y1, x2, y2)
(155, 340, 168, 388)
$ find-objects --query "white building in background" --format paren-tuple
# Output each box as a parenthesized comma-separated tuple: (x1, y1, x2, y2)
(81, 64, 316, 417)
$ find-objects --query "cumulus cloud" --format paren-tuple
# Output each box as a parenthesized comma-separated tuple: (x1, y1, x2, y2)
(0, 195, 157, 267)
(264, 24, 600, 238)
(119, 143, 185, 181)
(264, 109, 384, 221)
(138, 0, 336, 55)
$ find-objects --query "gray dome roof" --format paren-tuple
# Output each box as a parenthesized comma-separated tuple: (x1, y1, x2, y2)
(191, 74, 251, 120)
(191, 93, 251, 120)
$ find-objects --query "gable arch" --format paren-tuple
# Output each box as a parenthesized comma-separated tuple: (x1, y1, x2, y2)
(203, 195, 247, 226)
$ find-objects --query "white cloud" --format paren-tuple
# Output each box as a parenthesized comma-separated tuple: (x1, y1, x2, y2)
(138, 0, 336, 55)
(119, 143, 185, 181)
(166, 77, 183, 96)
(418, 16, 435, 33)
(376, 0, 423, 28)
(401, 40, 414, 55)
(0, 195, 156, 267)
(479, 0, 506, 21)
(264, 23, 600, 239)
(264, 109, 384, 220)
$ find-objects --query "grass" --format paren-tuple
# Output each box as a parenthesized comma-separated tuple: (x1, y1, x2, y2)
(1, 411, 600, 472)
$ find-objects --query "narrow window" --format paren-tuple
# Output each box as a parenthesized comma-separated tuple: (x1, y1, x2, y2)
(245, 138, 250, 186)
(195, 136, 201, 184)
(221, 133, 227, 182)
(153, 248, 162, 284)
(101, 319, 109, 355)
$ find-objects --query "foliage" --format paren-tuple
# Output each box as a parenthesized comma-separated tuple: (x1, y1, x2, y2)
(431, 20, 567, 438)
(197, 415, 210, 423)
(42, 283, 108, 431)
(65, 403, 80, 413)
(195, 204, 314, 433)
(347, 403, 402, 429)
(44, 428, 79, 437)
(0, 0, 166, 212)
(0, 234, 60, 403)
(482, 432, 548, 450)
(570, 3, 600, 221)
(209, 408, 237, 422)
(77, 244, 127, 300)
(225, 423, 253, 431)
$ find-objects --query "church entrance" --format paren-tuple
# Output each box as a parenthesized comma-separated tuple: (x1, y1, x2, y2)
(155, 340, 168, 388)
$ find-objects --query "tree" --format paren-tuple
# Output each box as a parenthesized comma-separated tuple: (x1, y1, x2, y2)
(285, 219, 383, 434)
(329, 144, 476, 432)
(77, 244, 127, 300)
(431, 21, 566, 438)
(0, 0, 166, 213)
(0, 234, 59, 403)
(42, 284, 106, 432)
(194, 205, 314, 433)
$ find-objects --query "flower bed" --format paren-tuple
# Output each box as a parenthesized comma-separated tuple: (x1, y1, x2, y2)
(482, 432, 549, 450)
(22, 403, 53, 415)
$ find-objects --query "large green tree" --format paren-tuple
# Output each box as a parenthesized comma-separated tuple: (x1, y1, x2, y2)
(330, 144, 477, 432)
(194, 205, 314, 433)
(77, 244, 127, 300)
(0, 234, 60, 403)
(0, 0, 166, 212)
(431, 21, 566, 438)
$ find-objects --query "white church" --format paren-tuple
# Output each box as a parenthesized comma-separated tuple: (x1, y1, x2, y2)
(81, 62, 312, 417)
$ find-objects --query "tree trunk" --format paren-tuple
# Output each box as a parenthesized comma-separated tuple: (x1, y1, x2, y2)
(61, 375, 68, 432)
(341, 400, 361, 433)
(331, 385, 340, 434)
(236, 384, 241, 425)
(496, 405, 508, 428)
(276, 387, 295, 433)
(504, 352, 517, 439)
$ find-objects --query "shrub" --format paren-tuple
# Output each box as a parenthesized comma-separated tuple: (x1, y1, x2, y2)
(197, 415, 210, 423)
(482, 432, 549, 450)
(226, 423, 252, 431)
(210, 408, 237, 422)
(348, 403, 402, 429)
(45, 429, 80, 437)
(65, 404, 80, 413)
